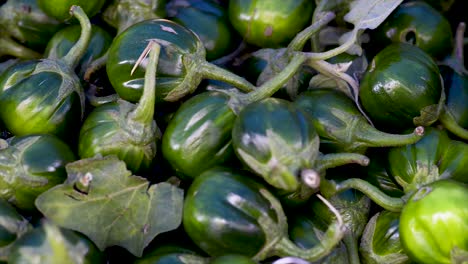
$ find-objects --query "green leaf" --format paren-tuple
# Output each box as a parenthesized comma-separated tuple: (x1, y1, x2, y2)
(35, 155, 184, 257)
(345, 0, 403, 30)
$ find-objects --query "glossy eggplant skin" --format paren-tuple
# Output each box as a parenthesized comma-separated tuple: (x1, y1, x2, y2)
(166, 0, 240, 61)
(232, 97, 318, 192)
(228, 0, 314, 48)
(0, 59, 84, 141)
(161, 92, 236, 179)
(373, 1, 453, 59)
(359, 43, 442, 132)
(78, 102, 157, 174)
(44, 24, 113, 78)
(440, 65, 468, 128)
(37, 0, 106, 21)
(7, 220, 104, 264)
(387, 127, 468, 193)
(399, 180, 468, 264)
(0, 134, 76, 211)
(359, 211, 410, 264)
(183, 167, 277, 257)
(106, 19, 203, 103)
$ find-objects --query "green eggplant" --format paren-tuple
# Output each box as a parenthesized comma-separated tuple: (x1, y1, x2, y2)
(320, 127, 468, 212)
(78, 41, 162, 174)
(231, 97, 370, 204)
(135, 244, 206, 264)
(8, 219, 104, 264)
(106, 19, 255, 103)
(362, 148, 405, 198)
(182, 167, 346, 262)
(228, 0, 315, 48)
(295, 88, 425, 154)
(103, 0, 167, 35)
(386, 127, 468, 192)
(37, 0, 106, 21)
(399, 180, 468, 264)
(233, 13, 335, 100)
(307, 185, 371, 264)
(288, 209, 350, 264)
(135, 243, 257, 264)
(44, 24, 113, 79)
(162, 52, 307, 179)
(0, 0, 63, 54)
(359, 43, 444, 132)
(360, 211, 411, 264)
(84, 0, 167, 81)
(372, 1, 453, 59)
(166, 0, 241, 61)
(438, 22, 468, 140)
(0, 199, 32, 262)
(0, 6, 90, 141)
(0, 134, 76, 211)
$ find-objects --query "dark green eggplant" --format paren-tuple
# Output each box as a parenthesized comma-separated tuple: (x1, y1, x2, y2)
(360, 211, 411, 264)
(135, 244, 206, 264)
(106, 19, 255, 103)
(135, 243, 256, 264)
(232, 97, 369, 203)
(8, 219, 104, 264)
(166, 0, 240, 61)
(44, 24, 113, 79)
(78, 41, 161, 174)
(295, 88, 425, 154)
(0, 199, 32, 262)
(103, 0, 167, 35)
(307, 186, 371, 264)
(320, 127, 468, 212)
(372, 1, 453, 59)
(182, 167, 346, 262)
(0, 6, 90, 140)
(0, 134, 76, 211)
(362, 148, 405, 198)
(438, 22, 468, 140)
(162, 52, 306, 179)
(386, 127, 468, 192)
(83, 0, 167, 82)
(359, 43, 443, 132)
(288, 210, 350, 264)
(0, 0, 63, 53)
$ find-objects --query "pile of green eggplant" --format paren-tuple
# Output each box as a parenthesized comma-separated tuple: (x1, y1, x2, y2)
(0, 0, 467, 263)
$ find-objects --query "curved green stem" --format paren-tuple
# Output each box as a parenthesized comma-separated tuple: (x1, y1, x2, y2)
(242, 52, 307, 105)
(343, 232, 361, 264)
(288, 12, 336, 52)
(62, 6, 92, 69)
(86, 93, 120, 107)
(317, 153, 370, 172)
(325, 178, 405, 212)
(305, 30, 359, 61)
(0, 35, 42, 59)
(439, 109, 468, 140)
(273, 194, 346, 262)
(355, 124, 425, 149)
(84, 51, 108, 81)
(198, 60, 255, 93)
(130, 41, 160, 124)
